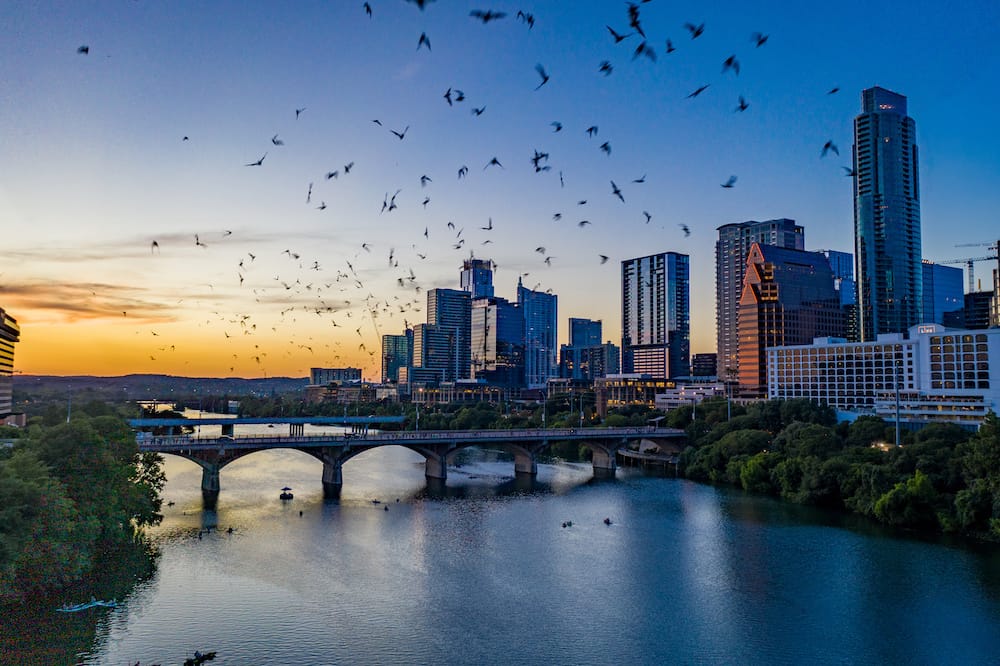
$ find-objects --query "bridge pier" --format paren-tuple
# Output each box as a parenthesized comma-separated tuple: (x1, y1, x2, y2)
(591, 446, 617, 479)
(513, 449, 537, 476)
(322, 459, 343, 499)
(425, 454, 447, 481)
(201, 462, 221, 507)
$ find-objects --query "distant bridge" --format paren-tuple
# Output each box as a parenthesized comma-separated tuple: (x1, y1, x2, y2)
(131, 420, 686, 503)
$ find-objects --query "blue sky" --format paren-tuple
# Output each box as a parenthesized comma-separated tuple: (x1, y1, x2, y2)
(1, 0, 998, 377)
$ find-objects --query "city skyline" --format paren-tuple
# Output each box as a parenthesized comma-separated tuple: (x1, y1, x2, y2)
(2, 1, 998, 379)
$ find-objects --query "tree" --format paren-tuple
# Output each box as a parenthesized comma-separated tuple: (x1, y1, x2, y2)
(846, 416, 890, 449)
(0, 451, 88, 598)
(772, 422, 843, 459)
(873, 469, 941, 529)
(779, 398, 836, 428)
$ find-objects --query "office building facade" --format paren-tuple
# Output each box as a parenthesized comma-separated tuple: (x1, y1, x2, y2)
(568, 318, 602, 347)
(427, 288, 471, 381)
(716, 219, 804, 378)
(470, 296, 524, 386)
(622, 252, 690, 379)
(460, 258, 494, 300)
(0, 308, 19, 417)
(768, 325, 999, 428)
(310, 367, 362, 385)
(517, 279, 558, 388)
(738, 244, 844, 394)
(854, 86, 922, 341)
(559, 342, 620, 381)
(922, 261, 964, 326)
(381, 331, 412, 384)
(411, 324, 455, 383)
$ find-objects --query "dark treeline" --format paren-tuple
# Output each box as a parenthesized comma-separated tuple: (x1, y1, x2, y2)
(675, 398, 1000, 542)
(0, 400, 164, 601)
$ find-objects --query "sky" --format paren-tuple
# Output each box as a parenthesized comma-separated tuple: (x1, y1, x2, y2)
(2, 0, 999, 380)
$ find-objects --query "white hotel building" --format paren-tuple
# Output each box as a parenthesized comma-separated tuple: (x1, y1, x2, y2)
(767, 324, 1000, 429)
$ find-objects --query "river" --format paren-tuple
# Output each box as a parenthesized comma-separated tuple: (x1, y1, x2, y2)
(7, 420, 1000, 665)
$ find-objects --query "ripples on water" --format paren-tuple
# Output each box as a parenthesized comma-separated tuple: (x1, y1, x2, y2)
(13, 430, 1000, 666)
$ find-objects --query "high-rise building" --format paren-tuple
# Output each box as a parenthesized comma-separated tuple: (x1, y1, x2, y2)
(922, 261, 964, 326)
(691, 353, 718, 378)
(411, 324, 454, 383)
(950, 291, 994, 330)
(381, 331, 412, 383)
(559, 342, 620, 381)
(622, 252, 690, 379)
(716, 219, 804, 378)
(470, 296, 524, 386)
(568, 318, 602, 347)
(427, 288, 471, 381)
(738, 243, 844, 394)
(460, 258, 494, 300)
(517, 278, 558, 388)
(854, 86, 922, 341)
(820, 249, 856, 308)
(992, 268, 1000, 328)
(0, 308, 20, 417)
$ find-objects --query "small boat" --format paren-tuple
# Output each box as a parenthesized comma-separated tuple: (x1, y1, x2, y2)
(56, 598, 117, 612)
(184, 650, 217, 666)
(604, 517, 612, 525)
(279, 486, 293, 500)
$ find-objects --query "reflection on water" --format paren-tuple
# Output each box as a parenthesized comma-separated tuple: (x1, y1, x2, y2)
(8, 432, 1000, 666)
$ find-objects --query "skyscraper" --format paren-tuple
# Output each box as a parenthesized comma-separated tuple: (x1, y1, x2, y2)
(568, 318, 602, 347)
(716, 219, 804, 378)
(738, 243, 844, 394)
(622, 252, 690, 379)
(381, 331, 412, 383)
(922, 261, 964, 326)
(470, 296, 524, 386)
(426, 288, 471, 381)
(0, 308, 20, 417)
(517, 278, 558, 388)
(411, 324, 455, 383)
(460, 258, 494, 300)
(854, 86, 921, 341)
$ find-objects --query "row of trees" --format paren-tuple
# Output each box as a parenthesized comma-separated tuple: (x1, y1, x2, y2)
(677, 398, 1000, 540)
(0, 401, 165, 600)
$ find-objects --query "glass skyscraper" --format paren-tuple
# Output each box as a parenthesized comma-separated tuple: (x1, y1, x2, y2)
(426, 288, 471, 381)
(854, 86, 921, 341)
(381, 331, 412, 383)
(470, 297, 524, 386)
(921, 261, 964, 326)
(568, 318, 602, 347)
(716, 219, 804, 379)
(621, 252, 690, 379)
(460, 258, 494, 300)
(517, 278, 558, 389)
(738, 244, 844, 394)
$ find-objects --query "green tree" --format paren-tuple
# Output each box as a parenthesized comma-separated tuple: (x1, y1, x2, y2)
(846, 416, 890, 448)
(0, 451, 88, 598)
(873, 469, 941, 529)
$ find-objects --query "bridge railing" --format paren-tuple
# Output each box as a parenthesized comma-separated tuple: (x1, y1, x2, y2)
(137, 426, 685, 452)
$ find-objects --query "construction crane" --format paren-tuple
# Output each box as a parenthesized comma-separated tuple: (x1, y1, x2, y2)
(941, 240, 1000, 293)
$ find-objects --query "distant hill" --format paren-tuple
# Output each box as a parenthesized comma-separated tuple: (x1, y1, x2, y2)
(14, 374, 309, 401)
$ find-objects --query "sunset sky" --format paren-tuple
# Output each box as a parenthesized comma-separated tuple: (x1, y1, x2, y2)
(2, 1, 998, 379)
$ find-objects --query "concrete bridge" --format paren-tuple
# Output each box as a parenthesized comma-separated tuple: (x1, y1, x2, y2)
(133, 424, 686, 503)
